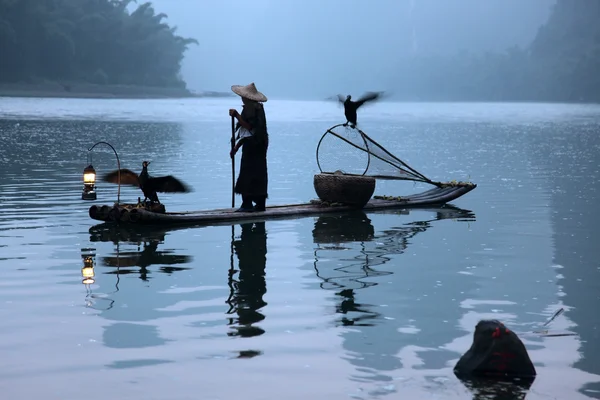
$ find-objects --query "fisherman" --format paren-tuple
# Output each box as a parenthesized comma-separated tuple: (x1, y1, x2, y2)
(229, 82, 269, 212)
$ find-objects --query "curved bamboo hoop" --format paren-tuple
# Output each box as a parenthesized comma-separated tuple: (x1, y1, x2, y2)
(316, 123, 442, 187)
(316, 123, 371, 176)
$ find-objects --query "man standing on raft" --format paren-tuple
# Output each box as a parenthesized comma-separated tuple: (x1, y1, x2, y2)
(229, 82, 269, 212)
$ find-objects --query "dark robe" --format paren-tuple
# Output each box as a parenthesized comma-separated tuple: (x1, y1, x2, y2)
(234, 102, 269, 199)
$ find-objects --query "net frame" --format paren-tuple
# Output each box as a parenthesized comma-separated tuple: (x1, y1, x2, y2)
(316, 124, 441, 187)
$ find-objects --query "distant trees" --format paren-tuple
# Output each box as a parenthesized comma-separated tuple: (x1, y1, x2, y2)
(0, 0, 198, 89)
(396, 0, 600, 103)
(395, 48, 538, 102)
(528, 0, 600, 102)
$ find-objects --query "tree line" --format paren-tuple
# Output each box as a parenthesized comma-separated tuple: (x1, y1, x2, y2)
(1, 0, 598, 102)
(0, 0, 198, 89)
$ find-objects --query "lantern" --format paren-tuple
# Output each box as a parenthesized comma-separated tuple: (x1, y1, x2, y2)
(82, 164, 97, 200)
(84, 142, 122, 204)
(81, 255, 95, 285)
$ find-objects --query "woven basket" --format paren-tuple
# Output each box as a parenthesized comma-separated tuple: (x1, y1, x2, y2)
(313, 172, 376, 208)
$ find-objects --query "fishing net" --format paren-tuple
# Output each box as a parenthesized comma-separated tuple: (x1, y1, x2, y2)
(316, 124, 439, 186)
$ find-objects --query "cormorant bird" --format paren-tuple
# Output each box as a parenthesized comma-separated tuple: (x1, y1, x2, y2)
(337, 92, 384, 128)
(102, 161, 191, 204)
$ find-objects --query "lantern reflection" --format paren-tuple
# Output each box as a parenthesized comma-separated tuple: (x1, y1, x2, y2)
(80, 248, 117, 311)
(81, 255, 95, 285)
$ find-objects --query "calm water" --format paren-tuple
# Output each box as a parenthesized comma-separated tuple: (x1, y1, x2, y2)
(1, 97, 600, 400)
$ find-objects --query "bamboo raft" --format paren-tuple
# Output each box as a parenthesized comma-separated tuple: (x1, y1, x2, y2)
(88, 182, 476, 227)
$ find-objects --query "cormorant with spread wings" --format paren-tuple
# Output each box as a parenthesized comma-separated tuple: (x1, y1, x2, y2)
(102, 161, 192, 204)
(337, 92, 384, 128)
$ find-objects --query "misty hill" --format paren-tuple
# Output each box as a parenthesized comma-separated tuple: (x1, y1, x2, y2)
(148, 0, 554, 100)
(528, 0, 600, 102)
(0, 0, 197, 95)
(151, 0, 598, 103)
(395, 0, 600, 102)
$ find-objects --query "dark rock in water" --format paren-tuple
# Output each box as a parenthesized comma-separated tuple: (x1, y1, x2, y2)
(454, 319, 537, 379)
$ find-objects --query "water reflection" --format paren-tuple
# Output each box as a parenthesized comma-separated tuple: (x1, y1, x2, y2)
(313, 206, 476, 298)
(458, 377, 533, 400)
(312, 211, 383, 328)
(87, 223, 197, 355)
(80, 247, 117, 311)
(527, 126, 600, 398)
(312, 206, 478, 390)
(226, 222, 268, 340)
(89, 223, 193, 281)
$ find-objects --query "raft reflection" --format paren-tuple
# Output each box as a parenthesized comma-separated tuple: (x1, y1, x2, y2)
(312, 211, 383, 327)
(89, 223, 193, 281)
(226, 222, 268, 339)
(312, 206, 476, 294)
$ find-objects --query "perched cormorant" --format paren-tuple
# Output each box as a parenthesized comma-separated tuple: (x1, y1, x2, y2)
(102, 161, 191, 204)
(337, 92, 384, 128)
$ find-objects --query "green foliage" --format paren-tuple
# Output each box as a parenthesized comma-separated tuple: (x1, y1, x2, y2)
(0, 0, 198, 88)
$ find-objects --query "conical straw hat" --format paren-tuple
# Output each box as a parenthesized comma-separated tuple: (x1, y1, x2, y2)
(231, 82, 268, 102)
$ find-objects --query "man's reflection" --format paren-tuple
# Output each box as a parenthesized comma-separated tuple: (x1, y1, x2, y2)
(226, 222, 268, 338)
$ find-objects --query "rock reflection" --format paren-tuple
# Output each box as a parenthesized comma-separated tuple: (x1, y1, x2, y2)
(457, 377, 533, 400)
(89, 223, 193, 281)
(226, 222, 268, 338)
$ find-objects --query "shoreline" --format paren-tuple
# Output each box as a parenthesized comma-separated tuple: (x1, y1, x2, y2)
(0, 83, 235, 100)
(1, 84, 598, 105)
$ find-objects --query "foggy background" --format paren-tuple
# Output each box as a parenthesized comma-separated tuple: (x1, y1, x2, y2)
(3, 0, 595, 102)
(148, 0, 555, 100)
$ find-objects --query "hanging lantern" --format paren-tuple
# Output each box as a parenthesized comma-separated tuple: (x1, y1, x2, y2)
(81, 255, 95, 285)
(82, 164, 97, 200)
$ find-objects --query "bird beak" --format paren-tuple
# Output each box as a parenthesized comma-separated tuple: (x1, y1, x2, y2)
(147, 161, 151, 165)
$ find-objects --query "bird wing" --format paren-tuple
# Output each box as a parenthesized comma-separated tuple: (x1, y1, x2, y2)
(336, 94, 346, 104)
(149, 175, 192, 193)
(354, 92, 383, 108)
(101, 169, 140, 187)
